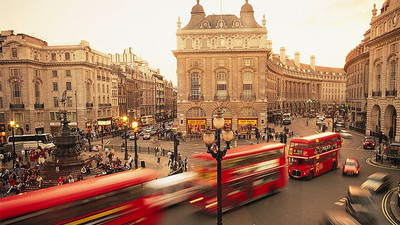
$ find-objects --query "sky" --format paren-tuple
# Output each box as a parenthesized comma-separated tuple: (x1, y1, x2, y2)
(0, 0, 386, 85)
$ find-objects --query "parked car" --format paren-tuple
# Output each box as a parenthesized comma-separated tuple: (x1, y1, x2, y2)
(363, 136, 375, 149)
(320, 210, 361, 225)
(342, 158, 360, 176)
(345, 186, 376, 225)
(143, 133, 151, 140)
(339, 130, 352, 139)
(361, 172, 391, 193)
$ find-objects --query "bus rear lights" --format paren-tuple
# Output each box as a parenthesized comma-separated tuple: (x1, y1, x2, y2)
(205, 202, 217, 209)
(190, 197, 204, 204)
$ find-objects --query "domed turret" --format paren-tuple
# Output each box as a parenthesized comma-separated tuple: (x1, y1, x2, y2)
(240, 0, 254, 13)
(182, 0, 206, 30)
(240, 0, 261, 28)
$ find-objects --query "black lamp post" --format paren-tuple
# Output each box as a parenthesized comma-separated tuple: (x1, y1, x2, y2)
(10, 120, 16, 169)
(132, 120, 139, 168)
(202, 108, 234, 225)
(332, 103, 336, 132)
(123, 116, 128, 160)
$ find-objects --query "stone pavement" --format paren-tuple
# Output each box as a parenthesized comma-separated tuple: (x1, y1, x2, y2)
(369, 156, 400, 223)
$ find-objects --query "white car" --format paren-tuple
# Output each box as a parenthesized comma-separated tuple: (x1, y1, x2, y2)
(339, 130, 352, 139)
(129, 135, 137, 140)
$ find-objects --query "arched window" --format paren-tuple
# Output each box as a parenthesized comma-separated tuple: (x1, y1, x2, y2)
(191, 72, 200, 100)
(12, 82, 21, 104)
(11, 48, 17, 58)
(243, 72, 252, 99)
(33, 51, 38, 60)
(185, 39, 192, 49)
(238, 107, 257, 117)
(186, 107, 206, 117)
(390, 61, 396, 91)
(376, 64, 381, 92)
(51, 53, 57, 61)
(65, 52, 70, 60)
(216, 72, 227, 100)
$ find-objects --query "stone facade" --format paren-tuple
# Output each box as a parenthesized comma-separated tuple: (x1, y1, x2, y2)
(174, 0, 345, 134)
(345, 1, 400, 141)
(0, 30, 112, 135)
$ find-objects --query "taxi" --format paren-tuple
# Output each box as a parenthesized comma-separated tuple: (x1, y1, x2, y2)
(342, 158, 360, 176)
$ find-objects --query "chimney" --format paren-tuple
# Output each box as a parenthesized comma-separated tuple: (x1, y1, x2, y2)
(310, 55, 315, 71)
(295, 52, 300, 68)
(280, 47, 286, 65)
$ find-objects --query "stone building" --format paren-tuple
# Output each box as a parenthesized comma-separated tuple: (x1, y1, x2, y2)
(345, 1, 400, 141)
(174, 0, 345, 134)
(173, 0, 272, 134)
(0, 30, 112, 135)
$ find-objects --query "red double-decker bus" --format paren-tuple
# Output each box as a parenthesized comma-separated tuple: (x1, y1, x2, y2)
(190, 142, 287, 213)
(288, 132, 342, 180)
(0, 169, 163, 225)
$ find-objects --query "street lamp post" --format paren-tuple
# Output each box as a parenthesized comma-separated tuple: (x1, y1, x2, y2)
(10, 120, 16, 169)
(202, 109, 234, 225)
(332, 103, 336, 132)
(131, 120, 139, 168)
(123, 116, 128, 160)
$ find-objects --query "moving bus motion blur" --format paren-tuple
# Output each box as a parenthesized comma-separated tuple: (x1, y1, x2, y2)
(141, 115, 154, 126)
(282, 113, 291, 125)
(145, 172, 198, 207)
(288, 132, 342, 180)
(7, 133, 55, 150)
(0, 169, 163, 225)
(190, 143, 288, 213)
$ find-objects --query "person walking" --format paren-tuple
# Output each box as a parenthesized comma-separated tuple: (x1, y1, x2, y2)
(36, 175, 43, 188)
(184, 156, 188, 172)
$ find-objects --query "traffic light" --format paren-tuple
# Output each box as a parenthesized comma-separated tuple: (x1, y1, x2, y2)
(283, 133, 287, 144)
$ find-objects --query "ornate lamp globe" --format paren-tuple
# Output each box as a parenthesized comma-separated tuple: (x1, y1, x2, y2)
(203, 130, 215, 147)
(132, 121, 138, 129)
(122, 116, 128, 122)
(222, 129, 234, 143)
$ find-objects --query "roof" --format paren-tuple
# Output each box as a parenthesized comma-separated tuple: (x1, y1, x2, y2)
(192, 142, 285, 161)
(291, 132, 340, 142)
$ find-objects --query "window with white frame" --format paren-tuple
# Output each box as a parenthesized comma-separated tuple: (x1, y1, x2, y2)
(243, 72, 253, 98)
(191, 72, 200, 99)
(216, 72, 227, 99)
(390, 61, 396, 91)
(376, 64, 381, 92)
(12, 82, 21, 104)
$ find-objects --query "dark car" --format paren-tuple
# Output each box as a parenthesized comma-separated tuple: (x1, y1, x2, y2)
(320, 210, 361, 225)
(363, 136, 375, 149)
(345, 186, 376, 225)
(361, 172, 391, 193)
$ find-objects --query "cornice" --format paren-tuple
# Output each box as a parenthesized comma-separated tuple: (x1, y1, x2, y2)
(365, 27, 400, 47)
(0, 60, 112, 71)
(344, 51, 369, 71)
(172, 48, 270, 56)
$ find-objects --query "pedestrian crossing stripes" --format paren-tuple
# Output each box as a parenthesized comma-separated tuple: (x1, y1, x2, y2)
(334, 197, 347, 206)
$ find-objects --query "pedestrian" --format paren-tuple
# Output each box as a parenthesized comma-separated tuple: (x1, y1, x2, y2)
(55, 159, 60, 173)
(154, 145, 158, 156)
(57, 176, 64, 185)
(67, 174, 74, 183)
(184, 156, 188, 172)
(36, 175, 43, 188)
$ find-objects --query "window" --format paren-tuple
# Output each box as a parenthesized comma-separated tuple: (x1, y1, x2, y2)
(243, 72, 252, 98)
(191, 72, 200, 99)
(53, 82, 58, 91)
(376, 64, 381, 92)
(67, 97, 73, 107)
(33, 51, 38, 60)
(12, 82, 21, 98)
(54, 97, 59, 107)
(0, 113, 4, 122)
(66, 70, 71, 77)
(0, 97, 3, 108)
(65, 52, 70, 60)
(390, 61, 396, 90)
(185, 39, 192, 49)
(50, 112, 56, 121)
(14, 113, 23, 123)
(35, 83, 40, 103)
(11, 48, 17, 57)
(52, 70, 58, 77)
(216, 72, 227, 99)
(66, 82, 72, 90)
(51, 53, 57, 61)
(244, 58, 252, 66)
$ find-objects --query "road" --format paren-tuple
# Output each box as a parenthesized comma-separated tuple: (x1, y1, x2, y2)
(160, 117, 399, 225)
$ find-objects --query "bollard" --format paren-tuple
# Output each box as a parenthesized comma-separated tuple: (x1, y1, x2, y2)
(147, 146, 150, 154)
(157, 157, 160, 163)
(141, 160, 146, 168)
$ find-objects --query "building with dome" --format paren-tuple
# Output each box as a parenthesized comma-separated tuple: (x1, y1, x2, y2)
(174, 0, 346, 135)
(345, 1, 400, 141)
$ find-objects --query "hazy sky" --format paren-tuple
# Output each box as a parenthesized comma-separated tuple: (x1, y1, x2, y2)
(1, 0, 385, 85)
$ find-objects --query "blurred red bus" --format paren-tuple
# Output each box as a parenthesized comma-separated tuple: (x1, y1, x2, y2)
(0, 169, 163, 225)
(288, 132, 342, 180)
(190, 142, 288, 213)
